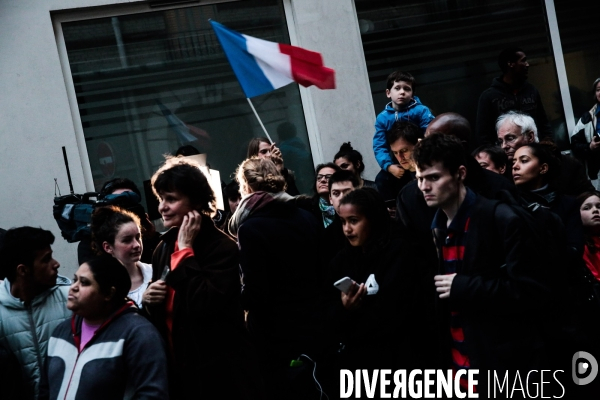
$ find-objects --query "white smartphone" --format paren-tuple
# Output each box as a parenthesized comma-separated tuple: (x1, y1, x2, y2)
(334, 276, 354, 294)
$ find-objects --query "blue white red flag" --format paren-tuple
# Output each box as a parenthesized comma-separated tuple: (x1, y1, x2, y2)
(210, 20, 336, 98)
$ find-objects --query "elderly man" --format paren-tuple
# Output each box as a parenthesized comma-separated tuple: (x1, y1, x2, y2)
(496, 111, 593, 195)
(496, 110, 539, 161)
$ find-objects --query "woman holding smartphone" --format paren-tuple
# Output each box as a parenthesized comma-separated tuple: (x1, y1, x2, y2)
(571, 77, 600, 188)
(328, 187, 430, 372)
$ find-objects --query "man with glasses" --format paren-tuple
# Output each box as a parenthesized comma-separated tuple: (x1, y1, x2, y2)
(496, 110, 538, 163)
(496, 111, 593, 195)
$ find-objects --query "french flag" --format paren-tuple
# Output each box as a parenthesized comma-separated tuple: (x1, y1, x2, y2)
(210, 20, 335, 98)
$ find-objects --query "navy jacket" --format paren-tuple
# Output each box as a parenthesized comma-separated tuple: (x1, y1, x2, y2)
(41, 305, 168, 400)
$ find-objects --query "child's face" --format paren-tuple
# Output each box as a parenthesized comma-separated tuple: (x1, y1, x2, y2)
(386, 80, 413, 110)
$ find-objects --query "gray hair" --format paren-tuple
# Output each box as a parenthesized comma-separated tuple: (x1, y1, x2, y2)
(495, 111, 538, 142)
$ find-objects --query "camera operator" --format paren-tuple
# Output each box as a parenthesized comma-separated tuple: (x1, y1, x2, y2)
(77, 178, 160, 265)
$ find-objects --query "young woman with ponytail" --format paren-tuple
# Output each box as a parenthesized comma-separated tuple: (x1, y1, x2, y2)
(90, 205, 151, 308)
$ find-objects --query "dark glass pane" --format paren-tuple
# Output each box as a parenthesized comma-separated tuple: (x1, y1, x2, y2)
(354, 0, 566, 147)
(555, 0, 600, 126)
(62, 0, 314, 210)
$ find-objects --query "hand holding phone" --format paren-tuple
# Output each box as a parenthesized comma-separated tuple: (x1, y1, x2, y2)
(334, 276, 355, 294)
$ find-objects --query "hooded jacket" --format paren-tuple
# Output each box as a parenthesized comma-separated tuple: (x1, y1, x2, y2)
(373, 96, 434, 170)
(40, 303, 169, 400)
(0, 276, 71, 400)
(476, 76, 552, 145)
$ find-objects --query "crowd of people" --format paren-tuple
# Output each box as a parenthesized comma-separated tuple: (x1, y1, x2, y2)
(1, 46, 600, 399)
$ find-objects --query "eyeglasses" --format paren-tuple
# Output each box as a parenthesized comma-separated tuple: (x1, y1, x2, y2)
(496, 131, 530, 146)
(316, 174, 333, 182)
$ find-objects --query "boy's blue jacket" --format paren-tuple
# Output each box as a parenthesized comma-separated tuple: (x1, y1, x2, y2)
(373, 96, 434, 170)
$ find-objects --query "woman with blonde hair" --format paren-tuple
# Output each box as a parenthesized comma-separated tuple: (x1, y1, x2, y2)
(230, 157, 325, 400)
(246, 137, 300, 195)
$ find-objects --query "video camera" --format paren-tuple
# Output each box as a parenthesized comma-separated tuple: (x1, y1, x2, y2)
(52, 146, 146, 243)
(53, 191, 144, 243)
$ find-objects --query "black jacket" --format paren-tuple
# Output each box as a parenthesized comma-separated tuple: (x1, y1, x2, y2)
(553, 154, 594, 197)
(476, 77, 552, 145)
(327, 234, 431, 370)
(517, 187, 584, 256)
(148, 216, 263, 400)
(237, 200, 325, 359)
(433, 195, 554, 371)
(396, 157, 516, 280)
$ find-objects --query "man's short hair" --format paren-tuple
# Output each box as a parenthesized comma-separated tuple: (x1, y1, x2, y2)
(498, 47, 524, 74)
(328, 170, 360, 192)
(386, 70, 416, 91)
(495, 111, 539, 142)
(386, 120, 421, 146)
(100, 177, 141, 198)
(471, 144, 508, 170)
(412, 134, 467, 176)
(0, 227, 55, 282)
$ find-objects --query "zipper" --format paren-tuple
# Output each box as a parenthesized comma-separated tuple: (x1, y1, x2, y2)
(63, 352, 82, 400)
(26, 305, 44, 378)
(62, 303, 133, 398)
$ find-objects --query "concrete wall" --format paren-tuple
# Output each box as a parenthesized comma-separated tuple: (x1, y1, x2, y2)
(0, 0, 375, 278)
(287, 0, 377, 178)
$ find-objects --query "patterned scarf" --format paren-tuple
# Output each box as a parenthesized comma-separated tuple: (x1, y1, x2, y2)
(319, 197, 336, 228)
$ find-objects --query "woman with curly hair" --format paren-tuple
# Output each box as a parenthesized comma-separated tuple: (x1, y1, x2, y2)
(231, 157, 325, 400)
(143, 156, 263, 400)
(512, 142, 584, 254)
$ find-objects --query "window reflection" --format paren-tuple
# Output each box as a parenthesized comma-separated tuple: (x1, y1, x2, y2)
(63, 0, 314, 212)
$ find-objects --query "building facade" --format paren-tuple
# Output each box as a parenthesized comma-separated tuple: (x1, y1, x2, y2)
(0, 0, 597, 275)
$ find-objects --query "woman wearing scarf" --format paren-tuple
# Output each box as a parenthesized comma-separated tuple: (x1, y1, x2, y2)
(229, 158, 327, 400)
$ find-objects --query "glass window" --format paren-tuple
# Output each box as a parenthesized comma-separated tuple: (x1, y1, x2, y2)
(555, 0, 600, 129)
(354, 0, 566, 148)
(61, 0, 315, 215)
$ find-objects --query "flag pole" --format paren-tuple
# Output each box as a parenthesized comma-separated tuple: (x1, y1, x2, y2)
(246, 98, 273, 143)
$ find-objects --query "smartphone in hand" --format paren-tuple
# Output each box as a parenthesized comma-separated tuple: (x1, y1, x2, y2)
(334, 277, 354, 294)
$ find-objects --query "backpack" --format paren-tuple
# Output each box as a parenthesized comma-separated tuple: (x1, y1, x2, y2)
(497, 190, 600, 342)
